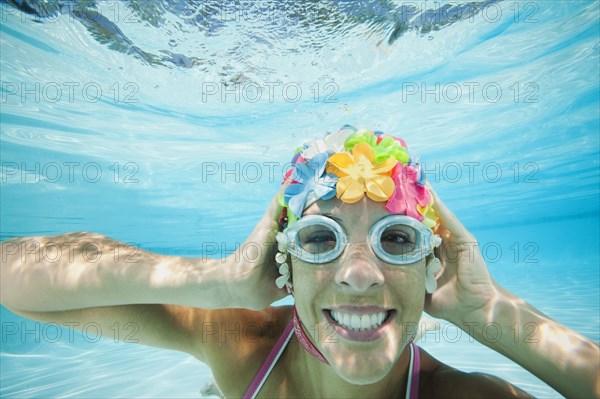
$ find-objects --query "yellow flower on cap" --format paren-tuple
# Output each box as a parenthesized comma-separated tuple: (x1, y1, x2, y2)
(326, 142, 396, 203)
(417, 199, 439, 229)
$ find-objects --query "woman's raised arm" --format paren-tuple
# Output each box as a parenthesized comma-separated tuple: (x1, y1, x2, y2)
(425, 187, 600, 398)
(1, 232, 234, 312)
(0, 191, 286, 313)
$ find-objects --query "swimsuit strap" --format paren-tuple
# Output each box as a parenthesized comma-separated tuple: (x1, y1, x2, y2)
(242, 320, 294, 399)
(242, 317, 422, 399)
(405, 342, 421, 399)
(292, 306, 329, 364)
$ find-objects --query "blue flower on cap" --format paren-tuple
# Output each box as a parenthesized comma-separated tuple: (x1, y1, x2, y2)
(284, 152, 338, 218)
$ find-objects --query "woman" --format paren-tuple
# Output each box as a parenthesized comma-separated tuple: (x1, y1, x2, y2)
(1, 126, 598, 398)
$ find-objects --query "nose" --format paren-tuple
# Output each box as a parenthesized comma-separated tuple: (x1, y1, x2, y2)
(334, 244, 385, 292)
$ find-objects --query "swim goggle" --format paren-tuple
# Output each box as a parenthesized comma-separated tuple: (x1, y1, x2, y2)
(279, 214, 435, 265)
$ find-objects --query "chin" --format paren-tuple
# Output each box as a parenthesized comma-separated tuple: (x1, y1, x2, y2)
(332, 357, 393, 385)
(323, 342, 398, 385)
(316, 309, 410, 385)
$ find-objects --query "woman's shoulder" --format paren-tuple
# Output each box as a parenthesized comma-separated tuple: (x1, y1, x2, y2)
(418, 347, 533, 399)
(186, 304, 293, 397)
(151, 304, 292, 397)
(169, 304, 293, 353)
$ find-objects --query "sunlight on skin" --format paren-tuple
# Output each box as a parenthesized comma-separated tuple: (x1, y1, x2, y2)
(478, 286, 600, 398)
(149, 258, 193, 288)
(0, 233, 230, 311)
(487, 288, 599, 370)
(3, 234, 107, 304)
(537, 321, 598, 371)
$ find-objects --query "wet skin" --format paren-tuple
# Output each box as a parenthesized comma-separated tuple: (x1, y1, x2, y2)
(291, 197, 431, 385)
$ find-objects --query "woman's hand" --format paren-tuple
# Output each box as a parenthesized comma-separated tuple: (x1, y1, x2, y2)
(424, 186, 496, 325)
(225, 190, 288, 310)
(424, 187, 600, 399)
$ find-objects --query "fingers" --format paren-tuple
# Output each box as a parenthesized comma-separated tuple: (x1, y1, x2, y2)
(428, 184, 471, 239)
(256, 187, 286, 235)
(268, 187, 285, 220)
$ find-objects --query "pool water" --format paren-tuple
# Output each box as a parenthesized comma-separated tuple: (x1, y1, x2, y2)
(1, 1, 598, 398)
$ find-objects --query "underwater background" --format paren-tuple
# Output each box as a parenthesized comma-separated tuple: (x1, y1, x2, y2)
(1, 1, 598, 397)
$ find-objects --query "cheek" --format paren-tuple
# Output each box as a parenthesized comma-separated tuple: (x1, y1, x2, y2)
(291, 262, 332, 302)
(386, 266, 426, 311)
(291, 263, 336, 329)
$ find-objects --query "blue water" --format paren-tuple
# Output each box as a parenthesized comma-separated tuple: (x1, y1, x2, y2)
(1, 1, 598, 398)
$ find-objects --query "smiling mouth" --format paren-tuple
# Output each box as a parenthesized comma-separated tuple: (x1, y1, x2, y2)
(323, 308, 395, 340)
(329, 309, 389, 330)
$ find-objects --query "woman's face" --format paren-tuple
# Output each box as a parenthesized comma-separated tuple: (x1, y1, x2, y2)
(291, 197, 428, 384)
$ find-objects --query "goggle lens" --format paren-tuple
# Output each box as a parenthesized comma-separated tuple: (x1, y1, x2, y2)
(297, 225, 337, 255)
(379, 225, 419, 256)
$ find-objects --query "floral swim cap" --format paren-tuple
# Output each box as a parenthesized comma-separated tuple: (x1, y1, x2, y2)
(280, 125, 438, 229)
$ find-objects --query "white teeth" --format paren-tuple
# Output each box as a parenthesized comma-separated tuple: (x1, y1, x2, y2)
(350, 314, 360, 329)
(360, 315, 370, 329)
(329, 310, 388, 331)
(370, 314, 378, 326)
(342, 312, 351, 327)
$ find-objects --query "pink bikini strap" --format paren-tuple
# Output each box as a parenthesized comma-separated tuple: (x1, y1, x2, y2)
(292, 306, 329, 365)
(243, 312, 421, 399)
(242, 320, 294, 399)
(406, 342, 421, 399)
